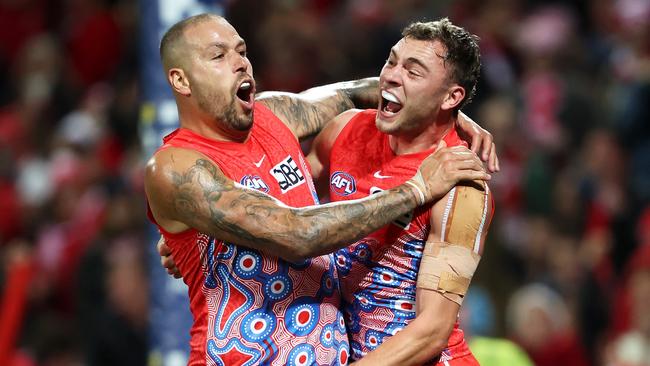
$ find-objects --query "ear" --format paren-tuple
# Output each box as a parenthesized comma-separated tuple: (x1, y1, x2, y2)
(441, 85, 465, 111)
(168, 68, 191, 96)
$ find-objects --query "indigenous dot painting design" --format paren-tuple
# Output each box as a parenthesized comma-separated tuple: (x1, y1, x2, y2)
(365, 330, 384, 351)
(327, 110, 476, 364)
(264, 274, 292, 301)
(384, 323, 404, 337)
(207, 338, 260, 366)
(392, 298, 417, 317)
(346, 311, 362, 334)
(320, 324, 335, 348)
(286, 298, 319, 337)
(336, 216, 433, 361)
(352, 242, 372, 264)
(287, 344, 316, 366)
(200, 236, 347, 366)
(373, 268, 400, 287)
(233, 250, 263, 279)
(337, 312, 347, 335)
(338, 343, 350, 366)
(402, 239, 424, 258)
(241, 310, 277, 342)
(334, 251, 352, 276)
(215, 241, 235, 260)
(354, 291, 375, 312)
(159, 105, 353, 366)
(319, 269, 337, 298)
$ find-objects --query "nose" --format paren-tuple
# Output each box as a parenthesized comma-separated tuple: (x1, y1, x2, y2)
(381, 64, 401, 87)
(232, 52, 248, 73)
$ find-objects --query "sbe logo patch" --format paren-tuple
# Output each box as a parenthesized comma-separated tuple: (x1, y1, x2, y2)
(270, 156, 305, 193)
(330, 171, 356, 196)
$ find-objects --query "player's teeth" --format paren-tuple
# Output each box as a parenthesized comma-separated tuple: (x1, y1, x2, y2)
(240, 82, 251, 90)
(381, 91, 400, 104)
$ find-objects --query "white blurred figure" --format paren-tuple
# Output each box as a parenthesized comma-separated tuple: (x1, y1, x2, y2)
(507, 283, 589, 366)
(605, 243, 650, 366)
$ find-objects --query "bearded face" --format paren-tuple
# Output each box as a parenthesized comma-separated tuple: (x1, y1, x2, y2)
(183, 18, 257, 133)
(193, 75, 254, 131)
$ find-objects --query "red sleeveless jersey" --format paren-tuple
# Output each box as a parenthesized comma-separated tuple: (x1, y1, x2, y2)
(328, 110, 473, 364)
(150, 103, 349, 366)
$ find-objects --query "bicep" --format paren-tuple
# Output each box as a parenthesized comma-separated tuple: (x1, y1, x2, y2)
(417, 181, 493, 305)
(432, 180, 492, 254)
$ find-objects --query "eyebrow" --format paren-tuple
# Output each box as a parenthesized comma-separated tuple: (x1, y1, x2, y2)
(390, 48, 430, 72)
(207, 39, 246, 51)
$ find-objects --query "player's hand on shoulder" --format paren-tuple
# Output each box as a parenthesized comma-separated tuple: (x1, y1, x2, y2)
(455, 111, 499, 173)
(412, 141, 490, 203)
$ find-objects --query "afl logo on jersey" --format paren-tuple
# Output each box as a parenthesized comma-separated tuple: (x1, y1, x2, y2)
(330, 171, 356, 196)
(240, 175, 270, 193)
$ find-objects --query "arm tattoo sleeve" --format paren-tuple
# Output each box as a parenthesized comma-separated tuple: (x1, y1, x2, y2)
(259, 77, 379, 139)
(169, 158, 418, 261)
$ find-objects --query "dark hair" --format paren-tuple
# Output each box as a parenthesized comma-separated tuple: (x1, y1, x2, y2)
(159, 13, 223, 69)
(402, 18, 481, 110)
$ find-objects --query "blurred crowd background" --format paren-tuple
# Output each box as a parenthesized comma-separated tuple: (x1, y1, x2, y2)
(0, 0, 648, 365)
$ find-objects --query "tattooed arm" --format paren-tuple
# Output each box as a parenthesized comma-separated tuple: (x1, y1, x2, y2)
(145, 147, 489, 262)
(258, 82, 500, 172)
(256, 78, 378, 140)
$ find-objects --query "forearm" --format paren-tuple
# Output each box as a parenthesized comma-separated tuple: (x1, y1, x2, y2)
(332, 77, 379, 109)
(280, 182, 417, 259)
(296, 77, 379, 112)
(189, 183, 419, 262)
(166, 157, 421, 262)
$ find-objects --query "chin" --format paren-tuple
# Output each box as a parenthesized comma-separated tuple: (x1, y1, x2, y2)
(232, 114, 254, 131)
(375, 116, 400, 134)
(221, 100, 255, 131)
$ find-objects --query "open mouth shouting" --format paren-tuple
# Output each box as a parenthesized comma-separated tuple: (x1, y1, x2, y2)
(379, 90, 403, 120)
(235, 78, 255, 111)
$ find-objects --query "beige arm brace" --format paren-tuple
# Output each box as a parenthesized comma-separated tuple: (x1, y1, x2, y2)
(416, 181, 491, 305)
